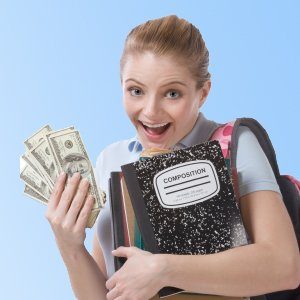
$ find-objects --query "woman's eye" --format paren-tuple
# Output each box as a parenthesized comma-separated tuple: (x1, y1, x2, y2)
(166, 90, 180, 99)
(127, 87, 181, 99)
(128, 87, 143, 96)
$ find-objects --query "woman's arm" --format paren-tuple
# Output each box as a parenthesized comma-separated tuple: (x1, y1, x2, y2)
(45, 172, 109, 300)
(159, 190, 300, 297)
(107, 127, 299, 299)
(59, 244, 108, 300)
(91, 230, 108, 280)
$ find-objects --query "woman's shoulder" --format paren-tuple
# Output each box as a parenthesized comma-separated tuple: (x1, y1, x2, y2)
(93, 136, 139, 192)
(236, 124, 256, 140)
(94, 136, 140, 185)
(233, 124, 282, 198)
(96, 136, 137, 163)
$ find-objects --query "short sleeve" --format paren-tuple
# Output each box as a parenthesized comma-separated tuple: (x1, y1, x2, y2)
(236, 126, 282, 198)
(94, 149, 105, 192)
(93, 149, 110, 228)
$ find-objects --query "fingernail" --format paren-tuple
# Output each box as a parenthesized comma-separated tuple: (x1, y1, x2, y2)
(70, 172, 80, 179)
(60, 172, 66, 178)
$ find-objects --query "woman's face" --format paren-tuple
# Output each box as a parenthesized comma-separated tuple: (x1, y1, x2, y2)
(121, 52, 211, 150)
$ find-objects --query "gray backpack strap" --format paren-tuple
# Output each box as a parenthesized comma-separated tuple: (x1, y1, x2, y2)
(229, 118, 300, 299)
(229, 117, 280, 178)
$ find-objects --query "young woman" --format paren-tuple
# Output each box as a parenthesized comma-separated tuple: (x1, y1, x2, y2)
(45, 15, 300, 300)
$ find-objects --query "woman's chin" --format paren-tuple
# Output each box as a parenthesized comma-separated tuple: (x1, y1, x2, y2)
(145, 142, 170, 150)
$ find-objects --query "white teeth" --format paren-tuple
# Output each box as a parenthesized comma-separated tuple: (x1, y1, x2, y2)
(141, 121, 169, 128)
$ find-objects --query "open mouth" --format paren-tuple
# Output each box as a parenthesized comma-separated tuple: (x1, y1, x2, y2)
(139, 121, 171, 136)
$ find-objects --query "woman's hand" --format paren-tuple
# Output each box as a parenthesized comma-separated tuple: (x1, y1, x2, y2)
(45, 171, 95, 253)
(106, 246, 167, 300)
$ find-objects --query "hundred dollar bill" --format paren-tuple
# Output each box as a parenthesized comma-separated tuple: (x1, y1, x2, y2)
(87, 209, 101, 229)
(24, 125, 52, 150)
(24, 185, 48, 205)
(29, 138, 60, 189)
(20, 160, 52, 200)
(23, 126, 75, 189)
(46, 129, 105, 227)
(21, 153, 45, 180)
(20, 155, 27, 173)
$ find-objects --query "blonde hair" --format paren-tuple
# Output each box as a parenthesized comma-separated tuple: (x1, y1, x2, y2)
(120, 15, 211, 90)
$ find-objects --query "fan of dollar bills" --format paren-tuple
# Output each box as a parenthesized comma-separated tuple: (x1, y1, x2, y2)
(19, 125, 106, 228)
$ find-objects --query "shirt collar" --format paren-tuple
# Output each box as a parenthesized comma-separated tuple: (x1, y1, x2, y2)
(128, 135, 143, 152)
(127, 111, 220, 153)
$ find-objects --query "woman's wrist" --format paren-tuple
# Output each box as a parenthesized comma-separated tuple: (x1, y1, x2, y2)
(155, 253, 172, 288)
(58, 243, 87, 263)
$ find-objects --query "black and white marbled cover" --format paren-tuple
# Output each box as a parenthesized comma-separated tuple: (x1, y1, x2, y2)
(121, 140, 248, 256)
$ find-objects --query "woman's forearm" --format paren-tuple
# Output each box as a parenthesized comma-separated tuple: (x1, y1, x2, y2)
(159, 243, 299, 297)
(59, 245, 108, 300)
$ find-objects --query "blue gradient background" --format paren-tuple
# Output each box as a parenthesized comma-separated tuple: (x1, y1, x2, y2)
(1, 1, 299, 299)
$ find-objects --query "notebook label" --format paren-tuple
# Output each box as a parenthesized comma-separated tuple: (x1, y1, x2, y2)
(153, 160, 220, 208)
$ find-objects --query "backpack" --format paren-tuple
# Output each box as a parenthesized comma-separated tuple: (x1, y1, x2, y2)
(209, 117, 300, 300)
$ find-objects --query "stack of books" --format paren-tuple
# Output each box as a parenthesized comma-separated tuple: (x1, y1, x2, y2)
(109, 140, 248, 299)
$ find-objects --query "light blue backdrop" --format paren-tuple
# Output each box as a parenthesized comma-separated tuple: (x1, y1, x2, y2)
(0, 1, 299, 299)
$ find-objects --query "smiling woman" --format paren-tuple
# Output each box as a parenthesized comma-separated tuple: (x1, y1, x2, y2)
(121, 52, 211, 150)
(46, 14, 300, 300)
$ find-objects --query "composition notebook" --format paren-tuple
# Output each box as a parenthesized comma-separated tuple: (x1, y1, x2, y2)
(108, 171, 246, 300)
(109, 171, 143, 271)
(109, 172, 129, 271)
(119, 140, 249, 298)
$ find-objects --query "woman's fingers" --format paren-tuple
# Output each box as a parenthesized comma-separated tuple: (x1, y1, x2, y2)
(75, 194, 94, 230)
(56, 172, 81, 216)
(46, 170, 93, 230)
(44, 171, 93, 250)
(106, 283, 121, 300)
(46, 172, 67, 213)
(64, 177, 90, 225)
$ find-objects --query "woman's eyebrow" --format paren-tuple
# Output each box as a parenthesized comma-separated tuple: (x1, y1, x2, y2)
(125, 78, 187, 87)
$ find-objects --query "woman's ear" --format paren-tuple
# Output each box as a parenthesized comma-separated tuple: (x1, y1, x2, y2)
(198, 80, 211, 109)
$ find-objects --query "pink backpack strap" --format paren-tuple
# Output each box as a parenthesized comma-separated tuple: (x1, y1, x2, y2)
(209, 120, 240, 203)
(210, 121, 235, 159)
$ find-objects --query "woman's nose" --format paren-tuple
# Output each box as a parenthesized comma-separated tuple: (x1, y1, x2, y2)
(143, 96, 160, 118)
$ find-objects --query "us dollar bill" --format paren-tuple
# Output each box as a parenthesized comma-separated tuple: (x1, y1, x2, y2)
(24, 125, 52, 150)
(21, 125, 106, 228)
(46, 129, 105, 227)
(22, 153, 45, 181)
(24, 185, 48, 205)
(23, 126, 75, 189)
(20, 160, 52, 200)
(29, 138, 59, 189)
